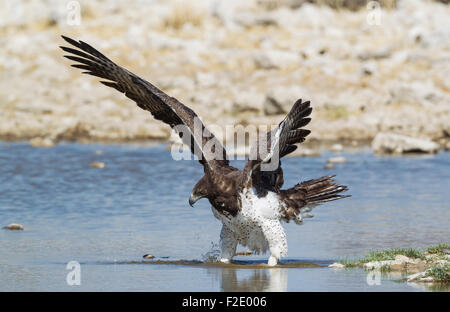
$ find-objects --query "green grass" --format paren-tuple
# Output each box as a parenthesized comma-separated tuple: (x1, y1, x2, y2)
(363, 248, 426, 262)
(337, 258, 362, 268)
(336, 245, 449, 284)
(337, 244, 450, 271)
(380, 264, 392, 273)
(426, 264, 450, 282)
(310, 0, 397, 11)
(338, 247, 428, 267)
(427, 244, 450, 255)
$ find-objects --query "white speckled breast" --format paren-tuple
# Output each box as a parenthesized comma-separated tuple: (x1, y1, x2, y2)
(211, 188, 283, 254)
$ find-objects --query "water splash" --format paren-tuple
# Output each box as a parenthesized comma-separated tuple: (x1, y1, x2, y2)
(201, 241, 221, 263)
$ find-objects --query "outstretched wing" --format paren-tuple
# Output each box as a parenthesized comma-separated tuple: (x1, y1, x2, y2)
(60, 35, 229, 170)
(243, 99, 312, 192)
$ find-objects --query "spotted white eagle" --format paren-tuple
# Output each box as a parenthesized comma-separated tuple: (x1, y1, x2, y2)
(60, 36, 349, 266)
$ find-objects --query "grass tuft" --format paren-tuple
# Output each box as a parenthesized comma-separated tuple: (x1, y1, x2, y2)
(427, 244, 450, 255)
(337, 258, 361, 267)
(426, 264, 450, 282)
(308, 0, 397, 11)
(380, 264, 392, 273)
(164, 1, 205, 30)
(363, 248, 426, 262)
(338, 247, 428, 266)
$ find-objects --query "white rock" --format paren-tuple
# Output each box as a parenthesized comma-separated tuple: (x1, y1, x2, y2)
(232, 90, 264, 112)
(394, 255, 411, 263)
(445, 141, 450, 151)
(358, 47, 392, 61)
(234, 12, 279, 27)
(156, 76, 195, 90)
(29, 137, 55, 148)
(3, 223, 24, 230)
(211, 0, 251, 28)
(372, 133, 439, 154)
(90, 162, 106, 168)
(195, 72, 216, 88)
(328, 262, 345, 268)
(253, 50, 300, 70)
(418, 276, 434, 283)
(409, 26, 425, 45)
(389, 86, 421, 105)
(327, 156, 346, 163)
(435, 259, 449, 266)
(290, 148, 320, 157)
(361, 61, 377, 76)
(364, 260, 395, 270)
(331, 144, 343, 152)
(406, 271, 427, 282)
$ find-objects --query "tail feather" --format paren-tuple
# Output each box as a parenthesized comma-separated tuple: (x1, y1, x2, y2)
(305, 185, 349, 204)
(294, 175, 349, 204)
(279, 175, 350, 223)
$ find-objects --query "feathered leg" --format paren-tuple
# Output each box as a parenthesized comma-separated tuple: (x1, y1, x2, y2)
(260, 219, 288, 266)
(219, 225, 237, 263)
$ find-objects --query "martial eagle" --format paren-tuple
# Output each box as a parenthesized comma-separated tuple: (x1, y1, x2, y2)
(60, 36, 349, 266)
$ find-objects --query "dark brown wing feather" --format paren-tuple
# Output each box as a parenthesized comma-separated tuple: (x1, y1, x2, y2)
(60, 35, 229, 170)
(243, 99, 312, 192)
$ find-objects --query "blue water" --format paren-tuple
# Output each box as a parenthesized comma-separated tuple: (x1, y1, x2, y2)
(0, 142, 448, 291)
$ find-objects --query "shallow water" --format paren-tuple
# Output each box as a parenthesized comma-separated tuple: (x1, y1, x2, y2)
(0, 142, 448, 291)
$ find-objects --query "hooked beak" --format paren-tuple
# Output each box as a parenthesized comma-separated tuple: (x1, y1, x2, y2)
(189, 193, 204, 207)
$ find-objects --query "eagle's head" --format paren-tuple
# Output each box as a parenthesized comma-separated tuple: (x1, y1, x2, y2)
(189, 175, 239, 216)
(189, 177, 209, 207)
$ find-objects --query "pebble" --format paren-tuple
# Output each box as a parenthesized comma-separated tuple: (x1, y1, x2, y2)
(235, 250, 252, 256)
(90, 162, 106, 168)
(331, 144, 343, 153)
(29, 137, 55, 148)
(3, 223, 24, 230)
(394, 255, 411, 263)
(327, 156, 346, 164)
(445, 142, 450, 152)
(418, 276, 434, 283)
(328, 262, 345, 268)
(406, 271, 426, 282)
(291, 148, 321, 157)
(364, 260, 395, 270)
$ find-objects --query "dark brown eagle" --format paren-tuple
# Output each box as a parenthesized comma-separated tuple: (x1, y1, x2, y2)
(60, 35, 349, 266)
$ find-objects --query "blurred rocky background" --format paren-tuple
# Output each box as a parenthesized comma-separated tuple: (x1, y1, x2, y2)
(0, 0, 449, 153)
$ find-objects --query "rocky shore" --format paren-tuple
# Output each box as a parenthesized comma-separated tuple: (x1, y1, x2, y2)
(1, 0, 449, 154)
(329, 244, 450, 285)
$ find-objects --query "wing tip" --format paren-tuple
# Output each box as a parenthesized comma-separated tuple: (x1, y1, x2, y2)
(61, 35, 78, 46)
(293, 98, 311, 107)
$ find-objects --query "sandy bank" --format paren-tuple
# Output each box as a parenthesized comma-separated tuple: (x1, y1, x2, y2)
(1, 0, 449, 152)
